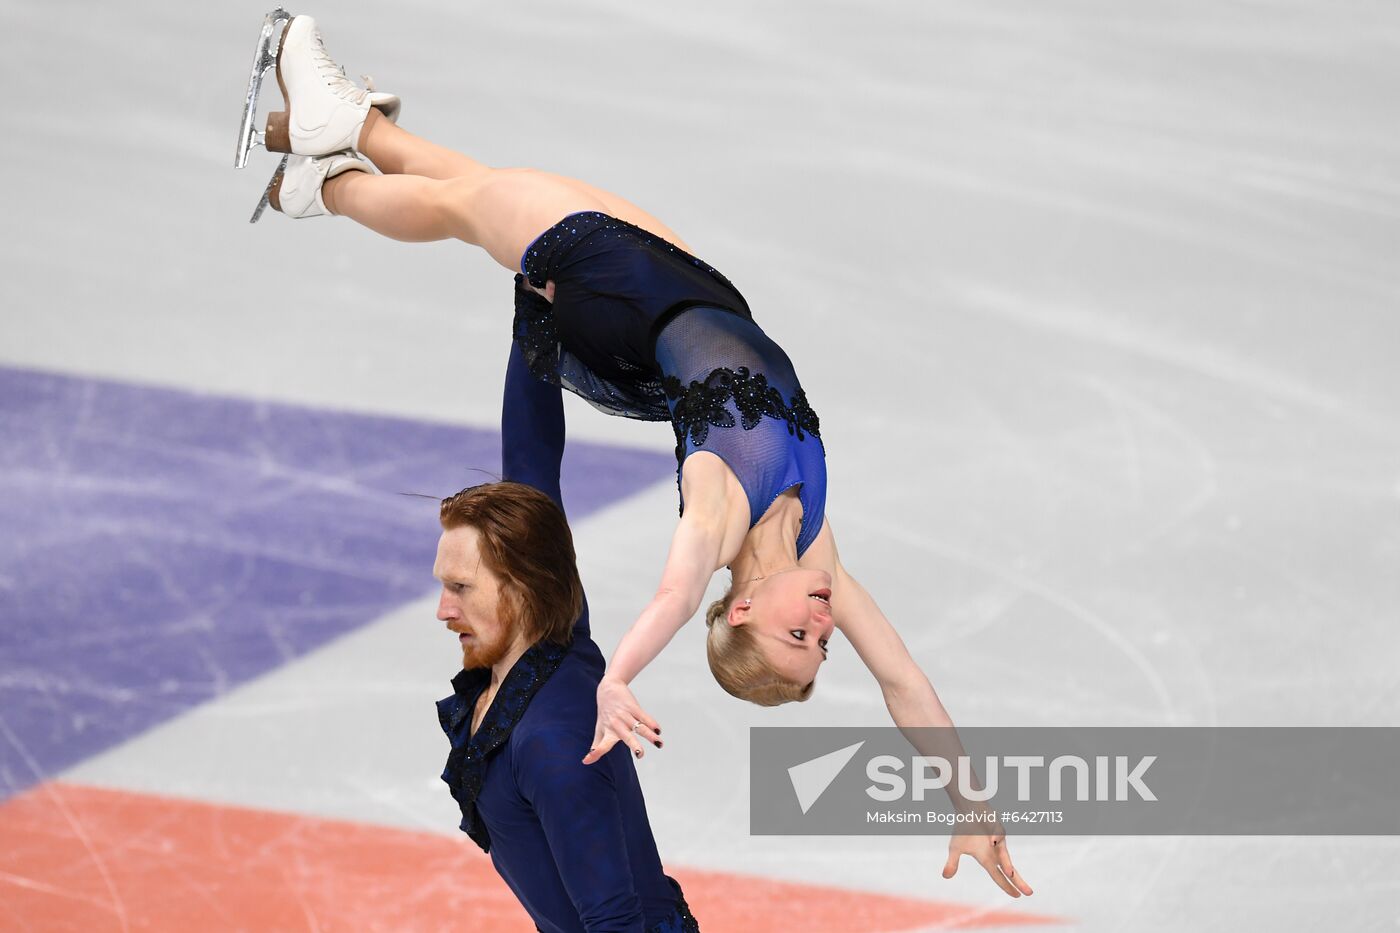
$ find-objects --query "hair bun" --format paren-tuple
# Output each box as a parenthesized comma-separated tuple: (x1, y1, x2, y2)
(704, 595, 729, 630)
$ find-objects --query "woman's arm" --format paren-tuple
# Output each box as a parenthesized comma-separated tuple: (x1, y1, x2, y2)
(581, 456, 741, 765)
(826, 523, 1034, 898)
(832, 552, 984, 804)
(580, 506, 726, 765)
(832, 565, 942, 711)
(605, 509, 725, 684)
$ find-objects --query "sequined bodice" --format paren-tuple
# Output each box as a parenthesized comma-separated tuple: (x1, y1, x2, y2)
(511, 211, 827, 555)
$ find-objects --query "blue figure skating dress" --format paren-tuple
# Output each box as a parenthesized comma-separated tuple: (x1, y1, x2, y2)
(513, 211, 827, 556)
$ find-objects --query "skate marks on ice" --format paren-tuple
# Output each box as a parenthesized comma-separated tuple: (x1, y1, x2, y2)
(3, 0, 1400, 930)
(0, 783, 1061, 933)
(0, 365, 674, 803)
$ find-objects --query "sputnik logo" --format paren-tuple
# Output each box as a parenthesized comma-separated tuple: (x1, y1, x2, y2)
(787, 741, 865, 814)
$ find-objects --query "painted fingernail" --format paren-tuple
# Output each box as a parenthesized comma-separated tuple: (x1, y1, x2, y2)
(634, 749, 642, 758)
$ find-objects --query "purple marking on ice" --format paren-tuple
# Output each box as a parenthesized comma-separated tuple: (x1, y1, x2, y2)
(0, 366, 674, 800)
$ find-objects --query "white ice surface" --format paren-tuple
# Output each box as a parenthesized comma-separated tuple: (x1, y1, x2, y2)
(8, 0, 1400, 929)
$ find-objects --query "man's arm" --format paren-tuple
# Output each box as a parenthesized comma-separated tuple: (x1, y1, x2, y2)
(514, 724, 646, 933)
(502, 277, 566, 510)
(503, 277, 598, 638)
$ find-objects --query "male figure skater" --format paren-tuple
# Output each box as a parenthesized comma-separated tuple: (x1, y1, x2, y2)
(434, 281, 699, 932)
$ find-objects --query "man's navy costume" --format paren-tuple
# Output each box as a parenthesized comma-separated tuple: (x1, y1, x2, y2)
(437, 297, 700, 933)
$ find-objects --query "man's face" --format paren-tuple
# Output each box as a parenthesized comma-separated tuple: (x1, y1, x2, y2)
(433, 526, 521, 670)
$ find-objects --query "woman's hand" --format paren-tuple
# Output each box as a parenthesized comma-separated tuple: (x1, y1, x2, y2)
(582, 676, 662, 765)
(942, 826, 1034, 898)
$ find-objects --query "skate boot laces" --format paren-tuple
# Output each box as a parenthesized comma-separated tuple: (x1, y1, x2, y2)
(310, 29, 369, 105)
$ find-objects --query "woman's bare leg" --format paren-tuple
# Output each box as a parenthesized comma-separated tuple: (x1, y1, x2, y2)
(353, 108, 490, 182)
(324, 110, 693, 262)
(322, 167, 614, 272)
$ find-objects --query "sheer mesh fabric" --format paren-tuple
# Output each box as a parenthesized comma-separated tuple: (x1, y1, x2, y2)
(654, 308, 826, 556)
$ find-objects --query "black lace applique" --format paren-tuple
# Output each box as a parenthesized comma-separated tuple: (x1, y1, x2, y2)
(662, 371, 735, 448)
(788, 385, 821, 442)
(663, 366, 822, 453)
(730, 367, 788, 431)
(437, 636, 572, 853)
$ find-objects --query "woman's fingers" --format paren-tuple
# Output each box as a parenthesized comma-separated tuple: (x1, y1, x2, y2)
(582, 739, 614, 765)
(583, 686, 664, 763)
(612, 714, 648, 759)
(581, 722, 615, 765)
(997, 844, 1033, 896)
(978, 853, 1021, 898)
(631, 721, 662, 748)
(629, 706, 662, 744)
(943, 835, 1031, 898)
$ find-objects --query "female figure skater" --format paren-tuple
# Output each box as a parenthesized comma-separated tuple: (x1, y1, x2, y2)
(259, 15, 1033, 898)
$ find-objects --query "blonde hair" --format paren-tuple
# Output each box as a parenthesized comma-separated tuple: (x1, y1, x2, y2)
(704, 584, 814, 707)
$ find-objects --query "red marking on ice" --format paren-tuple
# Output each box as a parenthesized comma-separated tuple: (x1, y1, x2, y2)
(673, 865, 1057, 931)
(0, 782, 1059, 931)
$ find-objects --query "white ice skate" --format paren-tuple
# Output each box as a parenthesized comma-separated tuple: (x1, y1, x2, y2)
(263, 14, 400, 156)
(235, 8, 398, 221)
(266, 151, 370, 219)
(235, 9, 399, 166)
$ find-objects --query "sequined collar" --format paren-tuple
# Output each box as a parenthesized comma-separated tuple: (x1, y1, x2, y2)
(437, 636, 572, 852)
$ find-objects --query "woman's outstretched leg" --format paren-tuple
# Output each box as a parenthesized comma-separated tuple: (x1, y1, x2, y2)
(321, 166, 613, 272)
(345, 109, 693, 254)
(354, 108, 490, 181)
(261, 12, 689, 262)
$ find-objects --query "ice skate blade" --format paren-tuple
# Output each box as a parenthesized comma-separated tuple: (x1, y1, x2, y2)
(250, 154, 289, 223)
(234, 7, 293, 169)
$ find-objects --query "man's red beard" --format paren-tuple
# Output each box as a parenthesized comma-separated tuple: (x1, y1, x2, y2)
(461, 626, 513, 671)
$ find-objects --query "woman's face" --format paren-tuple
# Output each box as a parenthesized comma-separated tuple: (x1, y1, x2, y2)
(733, 568, 835, 685)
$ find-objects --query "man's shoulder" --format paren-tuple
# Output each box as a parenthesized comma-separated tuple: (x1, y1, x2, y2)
(543, 640, 604, 692)
(510, 649, 599, 748)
